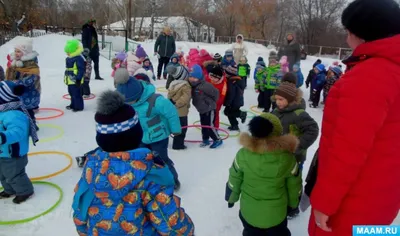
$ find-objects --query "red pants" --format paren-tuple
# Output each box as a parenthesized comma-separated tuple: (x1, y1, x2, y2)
(214, 102, 223, 128)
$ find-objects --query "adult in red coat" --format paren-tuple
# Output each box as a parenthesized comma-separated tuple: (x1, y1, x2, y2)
(204, 60, 227, 128)
(309, 1, 400, 236)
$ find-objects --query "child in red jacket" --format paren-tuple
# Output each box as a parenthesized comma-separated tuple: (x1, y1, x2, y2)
(204, 60, 227, 129)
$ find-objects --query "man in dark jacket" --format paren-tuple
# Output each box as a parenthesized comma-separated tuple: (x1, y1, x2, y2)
(82, 19, 103, 80)
(154, 27, 176, 80)
(278, 33, 301, 71)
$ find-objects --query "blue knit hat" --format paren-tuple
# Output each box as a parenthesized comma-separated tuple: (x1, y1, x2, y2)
(315, 64, 325, 72)
(171, 53, 180, 62)
(330, 66, 343, 76)
(257, 56, 264, 62)
(0, 81, 25, 104)
(115, 68, 144, 103)
(225, 49, 233, 57)
(189, 64, 204, 80)
(293, 64, 300, 71)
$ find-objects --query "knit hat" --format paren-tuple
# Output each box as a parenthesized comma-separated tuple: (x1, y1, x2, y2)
(256, 60, 266, 68)
(167, 65, 189, 80)
(14, 38, 33, 55)
(95, 90, 143, 152)
(170, 53, 180, 62)
(64, 39, 80, 54)
(248, 113, 283, 138)
(225, 49, 233, 57)
(256, 64, 265, 71)
(269, 51, 278, 61)
(330, 66, 343, 76)
(213, 53, 222, 61)
(0, 81, 25, 104)
(115, 51, 127, 61)
(315, 64, 325, 72)
(115, 68, 144, 103)
(281, 72, 297, 85)
(189, 64, 204, 80)
(275, 82, 298, 104)
(342, 0, 400, 42)
(208, 64, 224, 79)
(225, 65, 238, 77)
(135, 45, 147, 58)
(257, 56, 264, 62)
(133, 68, 153, 83)
(313, 59, 322, 68)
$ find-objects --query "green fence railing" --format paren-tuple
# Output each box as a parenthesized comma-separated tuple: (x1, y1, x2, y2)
(99, 41, 112, 60)
(126, 41, 140, 52)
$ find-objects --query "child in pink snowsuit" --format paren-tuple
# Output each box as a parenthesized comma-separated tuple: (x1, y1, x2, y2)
(279, 56, 289, 73)
(111, 51, 127, 78)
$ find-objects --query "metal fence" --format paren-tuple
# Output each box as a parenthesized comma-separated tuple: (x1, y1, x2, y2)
(214, 36, 352, 60)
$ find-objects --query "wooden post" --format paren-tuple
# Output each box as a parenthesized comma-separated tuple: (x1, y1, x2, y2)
(319, 46, 323, 57)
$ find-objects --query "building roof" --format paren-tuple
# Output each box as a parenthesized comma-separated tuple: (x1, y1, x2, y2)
(107, 16, 214, 31)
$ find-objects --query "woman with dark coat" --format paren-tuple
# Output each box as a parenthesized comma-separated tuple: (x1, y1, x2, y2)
(81, 19, 103, 80)
(278, 34, 301, 72)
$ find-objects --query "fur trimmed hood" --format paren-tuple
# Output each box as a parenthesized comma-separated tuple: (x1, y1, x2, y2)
(11, 51, 39, 68)
(240, 132, 299, 154)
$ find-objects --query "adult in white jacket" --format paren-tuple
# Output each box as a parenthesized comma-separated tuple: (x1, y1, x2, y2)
(230, 34, 248, 64)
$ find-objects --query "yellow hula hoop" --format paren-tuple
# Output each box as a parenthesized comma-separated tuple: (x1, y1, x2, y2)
(29, 151, 73, 181)
(192, 120, 240, 138)
(156, 87, 168, 93)
(31, 124, 64, 144)
(249, 105, 263, 114)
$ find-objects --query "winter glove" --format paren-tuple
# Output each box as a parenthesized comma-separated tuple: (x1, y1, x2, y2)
(228, 203, 234, 208)
(299, 192, 311, 212)
(287, 206, 300, 218)
(83, 48, 90, 57)
(169, 99, 176, 105)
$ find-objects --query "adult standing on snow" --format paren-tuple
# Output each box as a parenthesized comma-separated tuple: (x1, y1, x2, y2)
(230, 34, 248, 64)
(154, 26, 176, 80)
(308, 1, 400, 236)
(278, 33, 301, 71)
(82, 19, 103, 80)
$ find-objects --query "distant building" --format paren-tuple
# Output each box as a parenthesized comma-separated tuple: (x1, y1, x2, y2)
(106, 16, 215, 43)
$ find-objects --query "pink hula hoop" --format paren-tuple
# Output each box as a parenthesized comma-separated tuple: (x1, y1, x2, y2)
(170, 125, 230, 143)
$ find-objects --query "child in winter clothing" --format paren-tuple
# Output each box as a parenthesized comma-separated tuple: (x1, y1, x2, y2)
(253, 57, 266, 82)
(272, 82, 319, 218)
(292, 64, 304, 88)
(224, 65, 247, 131)
(0, 65, 4, 81)
(204, 60, 227, 129)
(126, 51, 143, 76)
(72, 90, 194, 236)
(279, 56, 290, 73)
(142, 58, 156, 81)
(167, 65, 191, 150)
(186, 48, 200, 69)
(322, 66, 342, 103)
(280, 72, 306, 110)
(64, 39, 85, 112)
(133, 68, 154, 84)
(305, 59, 322, 101)
(115, 68, 182, 190)
(135, 44, 147, 61)
(221, 50, 236, 70)
(81, 48, 92, 98)
(225, 113, 301, 236)
(213, 53, 222, 64)
(166, 53, 181, 89)
(238, 56, 251, 88)
(6, 38, 41, 129)
(0, 81, 38, 204)
(255, 51, 281, 112)
(310, 64, 327, 108)
(176, 47, 186, 65)
(111, 51, 127, 78)
(188, 65, 223, 149)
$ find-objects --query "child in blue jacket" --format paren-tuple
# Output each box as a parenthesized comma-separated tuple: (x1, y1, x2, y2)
(292, 64, 304, 88)
(221, 49, 236, 70)
(0, 81, 38, 204)
(72, 90, 194, 236)
(114, 68, 182, 190)
(64, 39, 86, 112)
(310, 64, 326, 108)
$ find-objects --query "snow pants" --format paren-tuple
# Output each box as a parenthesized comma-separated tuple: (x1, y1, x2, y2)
(68, 84, 84, 111)
(172, 116, 188, 149)
(214, 101, 223, 129)
(240, 211, 291, 236)
(0, 155, 34, 196)
(81, 78, 91, 96)
(157, 57, 170, 78)
(224, 106, 245, 127)
(258, 89, 276, 112)
(311, 88, 322, 107)
(200, 110, 221, 142)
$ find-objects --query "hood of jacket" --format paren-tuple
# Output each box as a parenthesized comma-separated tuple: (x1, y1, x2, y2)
(133, 81, 156, 106)
(169, 80, 190, 92)
(240, 133, 299, 154)
(236, 34, 244, 41)
(11, 51, 39, 67)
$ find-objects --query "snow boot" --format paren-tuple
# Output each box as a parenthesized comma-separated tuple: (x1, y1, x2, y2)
(200, 140, 210, 148)
(210, 140, 223, 149)
(157, 76, 161, 80)
(228, 126, 240, 131)
(240, 111, 247, 124)
(95, 77, 104, 80)
(66, 106, 72, 110)
(76, 156, 87, 168)
(13, 192, 34, 204)
(0, 191, 14, 199)
(172, 145, 187, 150)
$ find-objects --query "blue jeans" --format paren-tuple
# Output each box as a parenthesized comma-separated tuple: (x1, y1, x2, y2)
(141, 138, 179, 183)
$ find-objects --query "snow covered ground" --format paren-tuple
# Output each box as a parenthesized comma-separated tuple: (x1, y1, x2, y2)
(0, 34, 398, 236)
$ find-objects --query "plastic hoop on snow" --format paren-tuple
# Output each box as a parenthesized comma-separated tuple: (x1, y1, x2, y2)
(156, 87, 168, 93)
(31, 124, 64, 144)
(170, 125, 230, 143)
(0, 181, 63, 225)
(36, 108, 64, 120)
(249, 105, 263, 114)
(246, 110, 258, 119)
(192, 120, 240, 138)
(29, 151, 73, 181)
(62, 94, 96, 100)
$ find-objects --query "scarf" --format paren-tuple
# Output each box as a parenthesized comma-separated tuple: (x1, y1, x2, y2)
(0, 101, 39, 145)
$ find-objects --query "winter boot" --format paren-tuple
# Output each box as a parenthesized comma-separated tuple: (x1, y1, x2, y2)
(157, 76, 161, 80)
(76, 156, 87, 168)
(172, 145, 187, 150)
(0, 191, 14, 199)
(228, 126, 240, 131)
(95, 76, 104, 80)
(240, 111, 247, 124)
(210, 140, 223, 149)
(200, 140, 210, 148)
(66, 106, 72, 110)
(13, 192, 34, 204)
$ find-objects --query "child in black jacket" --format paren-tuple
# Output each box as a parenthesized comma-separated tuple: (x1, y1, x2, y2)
(305, 59, 322, 101)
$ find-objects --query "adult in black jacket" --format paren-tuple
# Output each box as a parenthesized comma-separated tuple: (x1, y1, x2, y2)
(82, 19, 103, 80)
(278, 33, 301, 71)
(154, 27, 176, 80)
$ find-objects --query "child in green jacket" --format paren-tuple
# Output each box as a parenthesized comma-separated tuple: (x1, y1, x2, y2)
(237, 56, 250, 88)
(225, 113, 301, 236)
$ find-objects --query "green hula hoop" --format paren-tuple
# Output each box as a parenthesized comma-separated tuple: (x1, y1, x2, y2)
(0, 181, 63, 225)
(246, 110, 258, 119)
(192, 120, 240, 137)
(156, 87, 168, 93)
(30, 124, 64, 144)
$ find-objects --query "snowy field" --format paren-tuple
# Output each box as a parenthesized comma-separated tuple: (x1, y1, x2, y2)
(0, 34, 399, 236)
